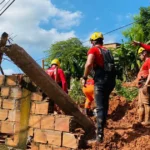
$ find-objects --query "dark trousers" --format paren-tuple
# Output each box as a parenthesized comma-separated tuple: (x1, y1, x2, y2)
(94, 68, 115, 135)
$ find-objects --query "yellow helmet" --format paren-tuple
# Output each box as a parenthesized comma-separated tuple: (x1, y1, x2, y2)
(90, 32, 104, 41)
(51, 59, 60, 68)
(138, 47, 145, 55)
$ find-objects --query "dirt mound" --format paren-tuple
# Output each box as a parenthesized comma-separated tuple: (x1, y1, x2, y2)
(90, 96, 150, 150)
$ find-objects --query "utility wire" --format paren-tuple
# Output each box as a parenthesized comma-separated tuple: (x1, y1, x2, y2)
(2, 18, 147, 67)
(0, 0, 12, 11)
(0, 0, 5, 5)
(103, 22, 136, 35)
(2, 20, 137, 65)
(82, 21, 139, 44)
(0, 0, 15, 16)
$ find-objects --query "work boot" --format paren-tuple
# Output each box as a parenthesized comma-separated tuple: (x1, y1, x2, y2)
(142, 105, 150, 125)
(138, 107, 144, 122)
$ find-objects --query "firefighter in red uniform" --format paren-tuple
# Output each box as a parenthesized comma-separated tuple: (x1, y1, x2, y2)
(46, 59, 67, 93)
(132, 42, 150, 125)
(46, 59, 68, 113)
(82, 32, 116, 142)
(133, 41, 150, 52)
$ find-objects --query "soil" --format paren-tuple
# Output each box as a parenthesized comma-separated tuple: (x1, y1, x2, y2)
(1, 87, 150, 150)
(88, 95, 150, 150)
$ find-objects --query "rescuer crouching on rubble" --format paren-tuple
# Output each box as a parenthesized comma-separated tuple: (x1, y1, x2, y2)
(136, 47, 150, 125)
(46, 59, 68, 113)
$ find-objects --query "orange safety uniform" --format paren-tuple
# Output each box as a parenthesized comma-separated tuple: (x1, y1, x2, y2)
(82, 78, 94, 109)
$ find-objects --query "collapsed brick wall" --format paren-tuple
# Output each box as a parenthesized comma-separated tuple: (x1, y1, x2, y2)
(0, 75, 84, 150)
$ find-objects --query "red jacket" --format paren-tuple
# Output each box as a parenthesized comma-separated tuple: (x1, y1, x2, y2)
(140, 43, 150, 51)
(46, 66, 67, 93)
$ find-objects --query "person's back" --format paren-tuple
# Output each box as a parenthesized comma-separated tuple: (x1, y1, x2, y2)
(82, 32, 116, 143)
(46, 59, 67, 93)
(46, 59, 68, 114)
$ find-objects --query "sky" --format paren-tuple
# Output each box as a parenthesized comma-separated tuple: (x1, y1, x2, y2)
(0, 0, 149, 74)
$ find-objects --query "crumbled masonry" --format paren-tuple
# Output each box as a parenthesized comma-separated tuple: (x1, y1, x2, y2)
(0, 75, 85, 149)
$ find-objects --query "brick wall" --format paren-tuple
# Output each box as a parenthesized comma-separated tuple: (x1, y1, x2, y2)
(0, 75, 84, 150)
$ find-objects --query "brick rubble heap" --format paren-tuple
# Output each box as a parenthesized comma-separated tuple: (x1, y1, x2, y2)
(0, 75, 84, 150)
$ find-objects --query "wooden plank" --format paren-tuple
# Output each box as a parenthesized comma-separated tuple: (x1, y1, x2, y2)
(18, 87, 31, 149)
(1, 44, 95, 132)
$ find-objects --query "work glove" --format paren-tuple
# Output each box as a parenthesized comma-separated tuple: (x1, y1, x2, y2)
(132, 40, 140, 46)
(81, 77, 87, 87)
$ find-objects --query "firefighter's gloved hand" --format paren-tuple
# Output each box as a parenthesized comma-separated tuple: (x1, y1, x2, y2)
(132, 40, 140, 46)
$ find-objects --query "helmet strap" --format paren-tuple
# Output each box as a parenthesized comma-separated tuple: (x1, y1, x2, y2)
(91, 40, 96, 46)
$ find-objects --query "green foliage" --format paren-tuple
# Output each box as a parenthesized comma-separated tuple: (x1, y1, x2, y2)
(123, 6, 150, 42)
(115, 6, 150, 81)
(112, 42, 140, 81)
(115, 80, 138, 101)
(69, 78, 85, 104)
(122, 22, 144, 42)
(45, 38, 88, 79)
(138, 7, 150, 41)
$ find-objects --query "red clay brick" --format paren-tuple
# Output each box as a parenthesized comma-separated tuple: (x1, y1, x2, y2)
(34, 129, 47, 144)
(31, 92, 43, 101)
(1, 87, 10, 97)
(39, 144, 52, 150)
(29, 115, 41, 128)
(55, 115, 74, 132)
(31, 102, 35, 114)
(30, 142, 39, 150)
(0, 75, 5, 85)
(2, 99, 15, 109)
(41, 115, 54, 130)
(34, 102, 49, 115)
(53, 146, 69, 150)
(14, 122, 20, 134)
(10, 87, 22, 99)
(62, 133, 82, 149)
(46, 130, 62, 146)
(6, 75, 17, 86)
(6, 135, 19, 147)
(1, 121, 14, 134)
(0, 109, 8, 120)
(8, 110, 20, 122)
(28, 128, 34, 136)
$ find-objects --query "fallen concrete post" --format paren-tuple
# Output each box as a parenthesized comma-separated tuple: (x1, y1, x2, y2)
(0, 44, 95, 132)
